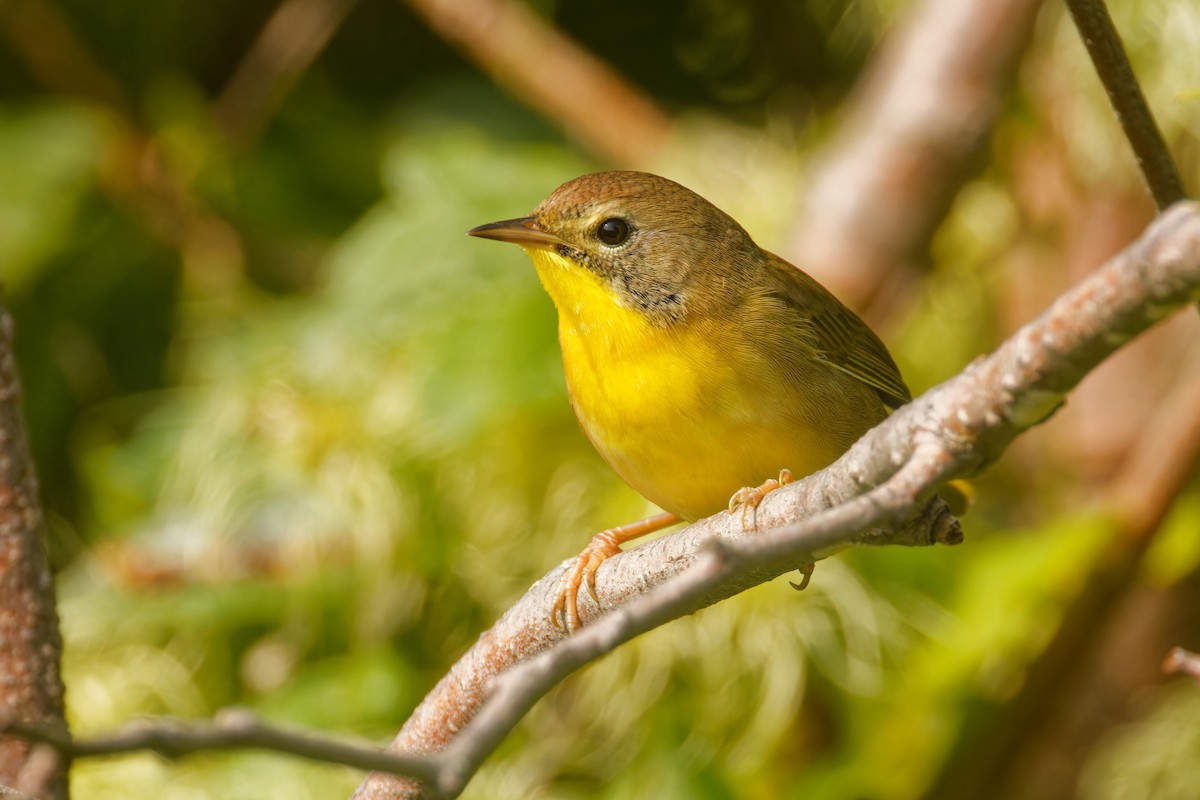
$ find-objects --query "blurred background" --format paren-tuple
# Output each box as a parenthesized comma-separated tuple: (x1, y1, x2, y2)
(3, 0, 1200, 797)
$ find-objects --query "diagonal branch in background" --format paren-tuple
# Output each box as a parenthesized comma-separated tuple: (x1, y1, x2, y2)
(215, 0, 361, 149)
(786, 0, 1045, 321)
(1064, 0, 1189, 208)
(0, 305, 68, 800)
(352, 202, 1200, 799)
(398, 0, 670, 166)
(0, 0, 125, 110)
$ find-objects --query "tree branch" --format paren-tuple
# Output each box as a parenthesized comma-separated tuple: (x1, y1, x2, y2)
(352, 202, 1200, 798)
(1064, 0, 1189, 208)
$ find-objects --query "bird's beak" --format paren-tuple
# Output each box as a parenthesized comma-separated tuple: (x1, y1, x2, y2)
(467, 217, 564, 249)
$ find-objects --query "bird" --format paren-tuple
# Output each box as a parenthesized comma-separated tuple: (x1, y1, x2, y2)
(468, 170, 911, 630)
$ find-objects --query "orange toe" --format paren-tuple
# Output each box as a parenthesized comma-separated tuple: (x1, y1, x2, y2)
(551, 512, 681, 631)
(551, 530, 623, 631)
(727, 469, 794, 529)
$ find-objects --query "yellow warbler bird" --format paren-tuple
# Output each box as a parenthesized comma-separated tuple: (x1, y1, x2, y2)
(469, 171, 911, 630)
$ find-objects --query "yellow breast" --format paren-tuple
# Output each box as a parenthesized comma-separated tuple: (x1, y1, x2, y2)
(528, 248, 865, 522)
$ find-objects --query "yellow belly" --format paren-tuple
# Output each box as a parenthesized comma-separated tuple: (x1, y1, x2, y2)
(564, 323, 842, 520)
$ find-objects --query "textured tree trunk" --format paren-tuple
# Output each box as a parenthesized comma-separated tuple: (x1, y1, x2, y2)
(0, 304, 68, 799)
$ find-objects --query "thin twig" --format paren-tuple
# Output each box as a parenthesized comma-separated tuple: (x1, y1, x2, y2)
(353, 202, 1200, 799)
(1064, 0, 1188, 208)
(1, 709, 443, 790)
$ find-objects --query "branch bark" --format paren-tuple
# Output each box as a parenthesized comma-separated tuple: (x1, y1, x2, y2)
(0, 305, 68, 800)
(352, 202, 1200, 798)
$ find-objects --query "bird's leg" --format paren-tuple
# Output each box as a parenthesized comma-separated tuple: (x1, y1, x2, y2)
(727, 468, 794, 529)
(552, 511, 681, 631)
(729, 469, 817, 591)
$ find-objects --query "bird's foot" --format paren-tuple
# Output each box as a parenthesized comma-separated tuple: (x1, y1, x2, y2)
(551, 529, 623, 632)
(550, 512, 680, 632)
(727, 468, 794, 530)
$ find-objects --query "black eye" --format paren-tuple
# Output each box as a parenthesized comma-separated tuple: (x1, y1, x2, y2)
(596, 217, 630, 246)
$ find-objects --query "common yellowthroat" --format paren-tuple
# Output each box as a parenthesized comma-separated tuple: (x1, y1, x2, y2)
(469, 171, 911, 630)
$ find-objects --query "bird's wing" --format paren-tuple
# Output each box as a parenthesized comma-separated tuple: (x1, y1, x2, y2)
(764, 251, 912, 409)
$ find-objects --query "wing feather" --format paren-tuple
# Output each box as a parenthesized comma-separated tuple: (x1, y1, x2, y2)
(763, 252, 911, 409)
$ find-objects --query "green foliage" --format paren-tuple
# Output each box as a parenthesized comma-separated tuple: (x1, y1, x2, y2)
(0, 102, 104, 291)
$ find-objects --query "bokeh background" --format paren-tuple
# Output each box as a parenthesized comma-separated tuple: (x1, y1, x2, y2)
(3, 0, 1200, 797)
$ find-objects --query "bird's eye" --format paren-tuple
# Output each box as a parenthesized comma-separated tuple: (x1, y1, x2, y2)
(596, 217, 630, 246)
